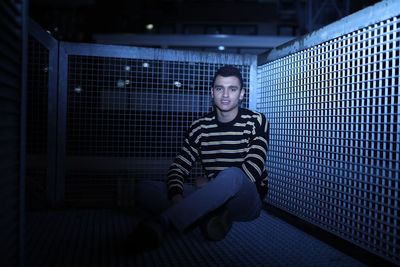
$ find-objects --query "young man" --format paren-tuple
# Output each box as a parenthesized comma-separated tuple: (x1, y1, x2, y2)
(132, 65, 269, 250)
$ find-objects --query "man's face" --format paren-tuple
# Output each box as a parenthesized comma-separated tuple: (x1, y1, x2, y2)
(211, 75, 244, 113)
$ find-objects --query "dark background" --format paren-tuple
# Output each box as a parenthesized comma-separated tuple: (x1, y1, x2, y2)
(29, 0, 380, 45)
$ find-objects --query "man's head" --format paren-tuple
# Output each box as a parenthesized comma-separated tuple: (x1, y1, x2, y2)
(212, 65, 243, 90)
(211, 65, 245, 118)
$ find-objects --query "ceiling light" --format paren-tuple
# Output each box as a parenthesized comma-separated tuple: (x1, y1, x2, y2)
(174, 81, 182, 88)
(146, 24, 154, 31)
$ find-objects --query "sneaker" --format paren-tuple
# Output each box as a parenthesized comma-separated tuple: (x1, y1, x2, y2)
(128, 218, 165, 251)
(200, 207, 232, 241)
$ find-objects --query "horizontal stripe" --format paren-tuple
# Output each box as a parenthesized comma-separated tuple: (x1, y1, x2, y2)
(195, 131, 251, 143)
(201, 139, 249, 146)
(167, 178, 184, 185)
(245, 153, 265, 163)
(184, 139, 199, 155)
(233, 121, 255, 128)
(248, 160, 262, 176)
(202, 158, 245, 163)
(191, 115, 215, 126)
(182, 146, 196, 162)
(168, 168, 185, 175)
(249, 144, 267, 155)
(254, 136, 268, 146)
(242, 165, 256, 182)
(202, 148, 248, 155)
(168, 184, 183, 190)
(170, 163, 190, 175)
(189, 124, 218, 137)
(202, 131, 251, 138)
(177, 155, 192, 166)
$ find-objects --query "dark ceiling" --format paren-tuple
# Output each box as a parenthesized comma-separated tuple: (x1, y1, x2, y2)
(29, 0, 380, 43)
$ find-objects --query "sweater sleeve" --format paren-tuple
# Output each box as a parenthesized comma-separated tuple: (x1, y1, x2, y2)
(166, 127, 200, 199)
(241, 113, 270, 184)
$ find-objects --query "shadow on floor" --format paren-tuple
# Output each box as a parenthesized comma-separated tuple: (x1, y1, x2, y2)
(27, 208, 367, 267)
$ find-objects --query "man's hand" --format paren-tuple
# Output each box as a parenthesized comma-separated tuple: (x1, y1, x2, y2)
(195, 176, 208, 188)
(171, 194, 183, 205)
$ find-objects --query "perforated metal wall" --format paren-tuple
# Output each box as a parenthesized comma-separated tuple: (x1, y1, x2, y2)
(258, 15, 399, 264)
(58, 44, 256, 206)
(0, 0, 27, 266)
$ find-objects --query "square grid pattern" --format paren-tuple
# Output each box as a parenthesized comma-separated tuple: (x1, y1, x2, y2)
(65, 56, 250, 206)
(258, 17, 399, 264)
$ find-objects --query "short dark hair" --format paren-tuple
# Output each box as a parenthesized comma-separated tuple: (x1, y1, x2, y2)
(212, 65, 243, 89)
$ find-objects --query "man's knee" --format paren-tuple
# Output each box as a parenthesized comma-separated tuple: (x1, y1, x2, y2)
(213, 167, 247, 189)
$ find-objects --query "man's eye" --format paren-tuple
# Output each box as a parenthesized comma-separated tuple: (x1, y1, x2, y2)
(215, 87, 223, 91)
(230, 87, 238, 91)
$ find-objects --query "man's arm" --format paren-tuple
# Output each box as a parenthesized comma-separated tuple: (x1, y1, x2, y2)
(166, 130, 199, 200)
(241, 113, 269, 183)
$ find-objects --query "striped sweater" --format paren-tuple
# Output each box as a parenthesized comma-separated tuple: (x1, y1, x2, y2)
(167, 108, 270, 199)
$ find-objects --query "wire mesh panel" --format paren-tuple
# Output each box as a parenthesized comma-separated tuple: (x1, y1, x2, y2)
(59, 44, 256, 207)
(258, 12, 399, 265)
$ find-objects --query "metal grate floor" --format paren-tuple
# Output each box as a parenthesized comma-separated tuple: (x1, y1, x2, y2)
(27, 209, 367, 267)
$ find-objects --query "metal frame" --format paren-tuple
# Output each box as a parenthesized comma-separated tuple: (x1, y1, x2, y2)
(28, 18, 60, 206)
(93, 33, 294, 50)
(20, 1, 28, 266)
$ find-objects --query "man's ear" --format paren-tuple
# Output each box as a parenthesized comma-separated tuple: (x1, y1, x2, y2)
(239, 88, 245, 100)
(210, 87, 214, 98)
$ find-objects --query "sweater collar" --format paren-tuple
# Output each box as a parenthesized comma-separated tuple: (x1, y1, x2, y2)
(214, 108, 242, 127)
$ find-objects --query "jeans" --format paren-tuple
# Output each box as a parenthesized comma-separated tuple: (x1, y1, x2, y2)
(135, 167, 262, 232)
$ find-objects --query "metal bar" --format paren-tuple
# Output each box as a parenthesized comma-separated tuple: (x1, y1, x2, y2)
(93, 34, 294, 49)
(28, 18, 60, 208)
(55, 43, 68, 206)
(19, 1, 28, 266)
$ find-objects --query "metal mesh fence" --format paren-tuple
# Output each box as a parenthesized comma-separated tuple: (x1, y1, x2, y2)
(258, 16, 399, 264)
(62, 49, 254, 206)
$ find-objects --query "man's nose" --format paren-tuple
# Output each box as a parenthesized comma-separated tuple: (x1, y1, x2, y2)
(223, 88, 229, 97)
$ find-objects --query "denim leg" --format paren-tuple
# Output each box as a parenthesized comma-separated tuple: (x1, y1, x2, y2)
(135, 180, 196, 215)
(161, 167, 261, 232)
(225, 174, 262, 222)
